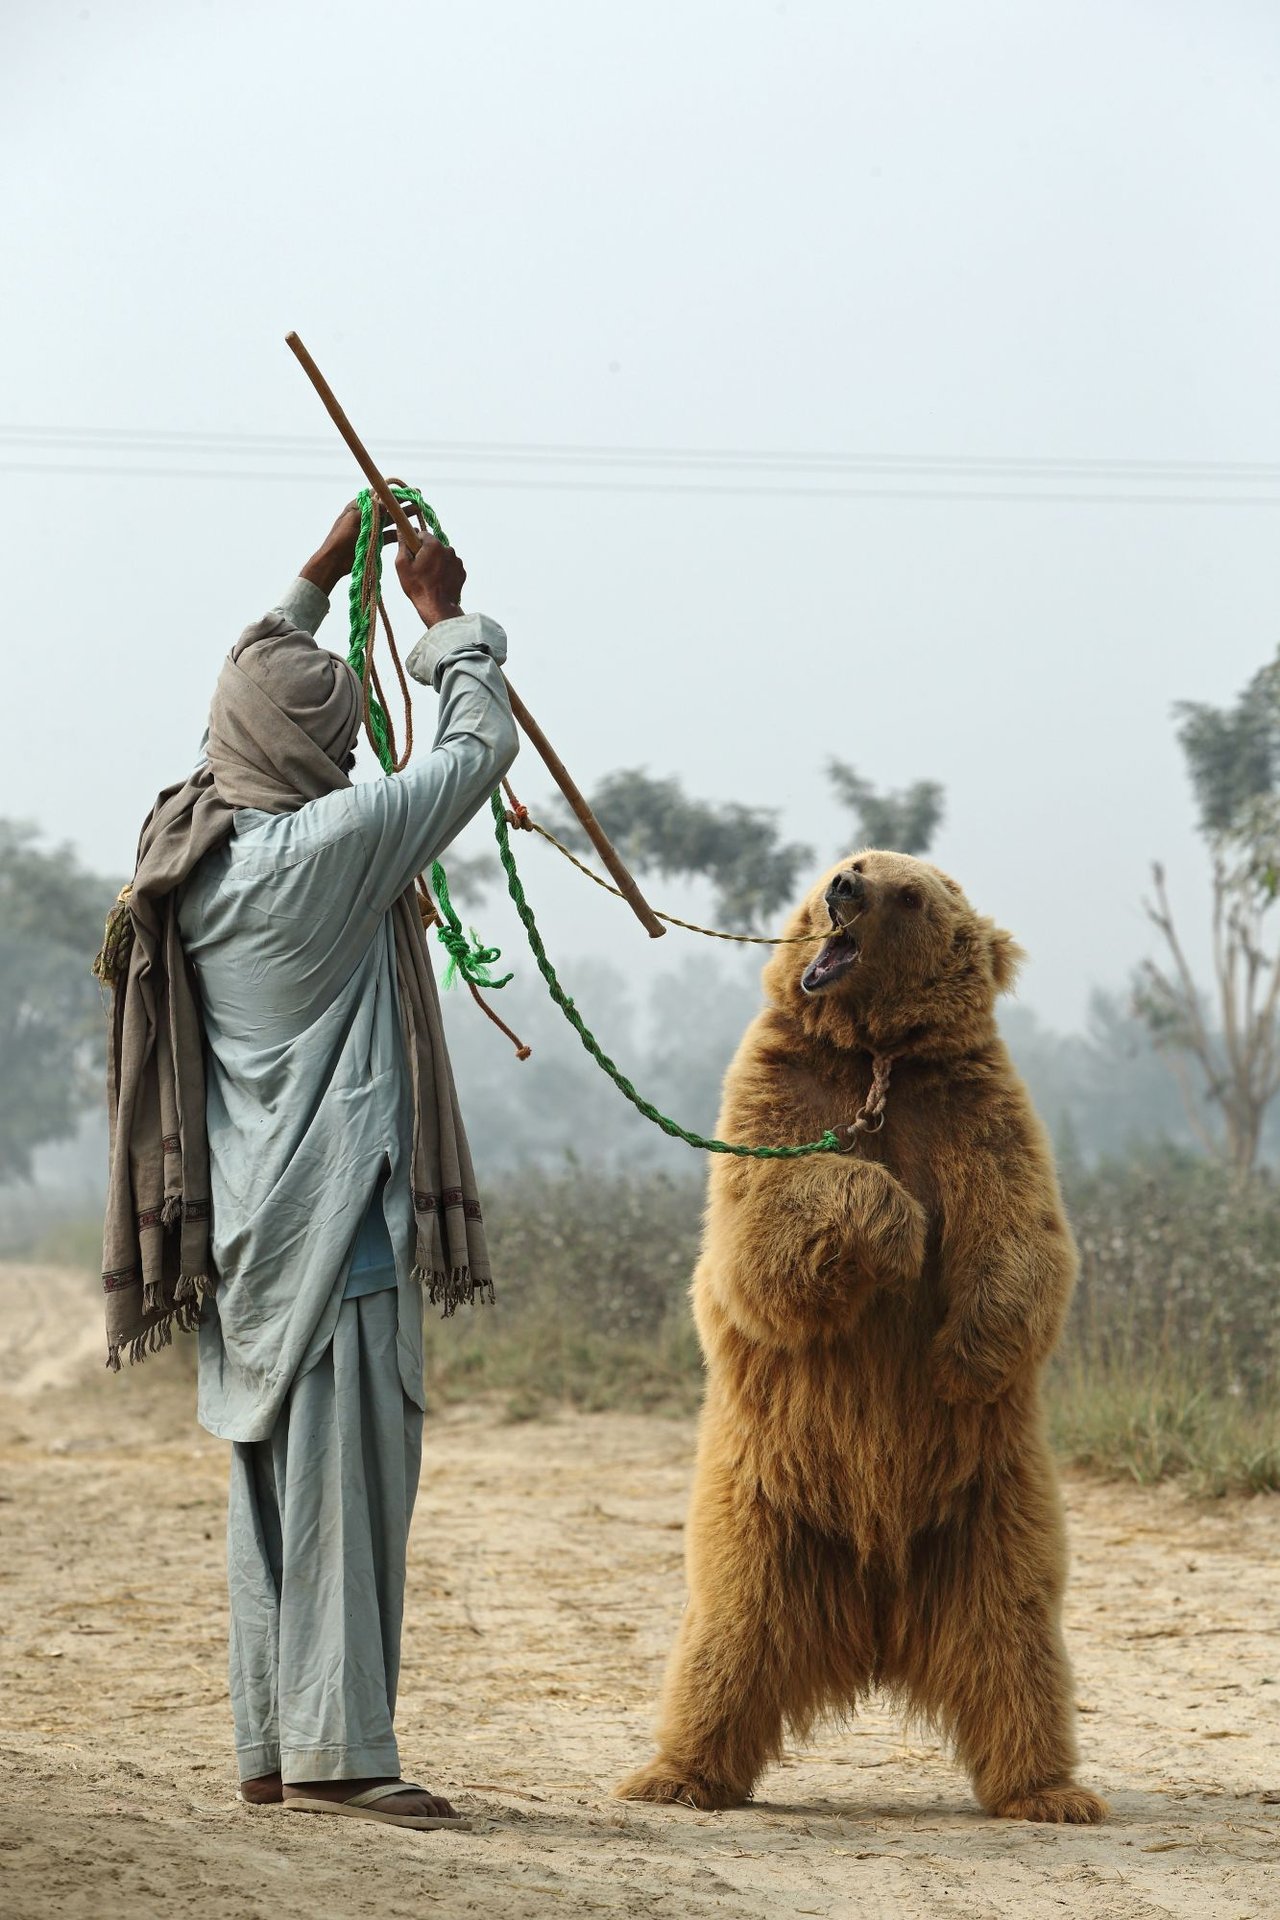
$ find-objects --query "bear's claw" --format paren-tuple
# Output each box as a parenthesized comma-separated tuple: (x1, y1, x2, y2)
(991, 1784, 1108, 1824)
(614, 1762, 746, 1811)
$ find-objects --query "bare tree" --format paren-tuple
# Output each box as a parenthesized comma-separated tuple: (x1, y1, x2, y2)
(1135, 653, 1280, 1177)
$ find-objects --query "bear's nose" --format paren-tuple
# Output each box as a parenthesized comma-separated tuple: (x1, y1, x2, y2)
(827, 870, 865, 905)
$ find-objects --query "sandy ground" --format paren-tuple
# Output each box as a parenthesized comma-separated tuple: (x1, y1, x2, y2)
(0, 1262, 1277, 1920)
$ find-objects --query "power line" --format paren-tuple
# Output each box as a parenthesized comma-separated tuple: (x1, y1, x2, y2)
(1, 456, 1277, 508)
(3, 425, 1279, 507)
(2, 423, 1279, 483)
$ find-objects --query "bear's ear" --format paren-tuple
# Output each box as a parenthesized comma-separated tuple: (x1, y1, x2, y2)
(988, 926, 1025, 995)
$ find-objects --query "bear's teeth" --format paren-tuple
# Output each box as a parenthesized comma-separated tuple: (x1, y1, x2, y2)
(802, 933, 860, 994)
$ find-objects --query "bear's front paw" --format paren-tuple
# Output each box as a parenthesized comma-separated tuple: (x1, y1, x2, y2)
(844, 1162, 927, 1286)
(929, 1334, 1011, 1405)
(614, 1760, 746, 1811)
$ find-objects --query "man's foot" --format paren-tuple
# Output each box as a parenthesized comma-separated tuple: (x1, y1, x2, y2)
(240, 1771, 283, 1805)
(283, 1777, 460, 1821)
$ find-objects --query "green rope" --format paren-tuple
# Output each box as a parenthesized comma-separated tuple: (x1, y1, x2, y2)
(490, 793, 843, 1159)
(348, 487, 511, 993)
(347, 484, 448, 771)
(348, 484, 840, 1156)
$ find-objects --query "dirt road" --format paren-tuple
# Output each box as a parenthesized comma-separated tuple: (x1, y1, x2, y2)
(1, 1261, 1276, 1918)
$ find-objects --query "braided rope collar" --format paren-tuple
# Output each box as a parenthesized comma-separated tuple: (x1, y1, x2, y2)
(833, 1052, 895, 1152)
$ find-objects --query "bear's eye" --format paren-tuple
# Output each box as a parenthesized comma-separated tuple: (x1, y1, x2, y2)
(899, 887, 923, 910)
(851, 860, 865, 874)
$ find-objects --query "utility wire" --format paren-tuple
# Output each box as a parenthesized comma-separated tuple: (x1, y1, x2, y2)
(1, 456, 1276, 508)
(2, 422, 1279, 482)
(3, 425, 1278, 505)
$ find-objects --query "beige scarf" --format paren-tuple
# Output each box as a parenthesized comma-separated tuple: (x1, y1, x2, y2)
(98, 613, 491, 1372)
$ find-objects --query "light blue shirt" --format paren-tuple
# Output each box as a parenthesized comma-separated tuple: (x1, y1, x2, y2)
(178, 579, 518, 1442)
(344, 1170, 398, 1300)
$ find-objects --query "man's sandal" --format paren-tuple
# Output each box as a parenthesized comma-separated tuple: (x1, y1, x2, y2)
(282, 1783, 471, 1831)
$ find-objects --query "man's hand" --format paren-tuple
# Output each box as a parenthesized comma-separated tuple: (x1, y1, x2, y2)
(298, 499, 395, 597)
(395, 534, 467, 628)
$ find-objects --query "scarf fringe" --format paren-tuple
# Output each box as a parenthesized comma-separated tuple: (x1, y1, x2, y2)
(105, 1315, 172, 1371)
(105, 1282, 208, 1372)
(160, 1195, 183, 1229)
(414, 1264, 496, 1318)
(174, 1272, 213, 1308)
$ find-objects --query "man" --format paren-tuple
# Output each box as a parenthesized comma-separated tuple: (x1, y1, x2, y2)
(99, 505, 517, 1830)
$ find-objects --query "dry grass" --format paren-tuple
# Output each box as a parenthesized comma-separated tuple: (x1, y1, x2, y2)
(1047, 1349, 1280, 1496)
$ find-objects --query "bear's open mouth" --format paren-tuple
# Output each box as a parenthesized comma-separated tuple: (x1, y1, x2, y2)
(801, 927, 862, 995)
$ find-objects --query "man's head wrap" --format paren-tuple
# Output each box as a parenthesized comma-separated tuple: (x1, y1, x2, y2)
(207, 630, 363, 809)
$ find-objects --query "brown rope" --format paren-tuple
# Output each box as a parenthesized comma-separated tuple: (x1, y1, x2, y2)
(465, 978, 532, 1061)
(492, 790, 898, 1142)
(416, 883, 532, 1062)
(499, 779, 825, 948)
(356, 482, 420, 774)
(374, 595, 415, 770)
(834, 1053, 894, 1149)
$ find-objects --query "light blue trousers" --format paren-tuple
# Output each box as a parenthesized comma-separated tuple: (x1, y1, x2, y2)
(225, 1290, 423, 1783)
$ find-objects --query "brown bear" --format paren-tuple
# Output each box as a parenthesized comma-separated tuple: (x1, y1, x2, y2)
(616, 849, 1106, 1825)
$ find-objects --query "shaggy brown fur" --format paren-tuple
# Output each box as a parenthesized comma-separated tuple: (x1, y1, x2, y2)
(616, 850, 1106, 1825)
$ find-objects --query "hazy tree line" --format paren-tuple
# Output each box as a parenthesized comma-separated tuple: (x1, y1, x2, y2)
(436, 956, 1213, 1179)
(0, 823, 120, 1186)
(5, 644, 1280, 1208)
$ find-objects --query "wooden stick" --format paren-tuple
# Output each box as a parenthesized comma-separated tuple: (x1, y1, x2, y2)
(285, 331, 665, 939)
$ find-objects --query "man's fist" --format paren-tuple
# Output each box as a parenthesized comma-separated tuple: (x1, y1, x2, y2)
(298, 499, 395, 597)
(395, 534, 467, 629)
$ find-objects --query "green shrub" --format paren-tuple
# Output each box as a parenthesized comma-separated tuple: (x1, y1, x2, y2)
(1052, 1148, 1279, 1491)
(1063, 1147, 1280, 1400)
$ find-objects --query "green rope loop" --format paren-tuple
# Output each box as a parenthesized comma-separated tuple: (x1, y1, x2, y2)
(490, 794, 842, 1159)
(348, 487, 511, 993)
(347, 484, 448, 773)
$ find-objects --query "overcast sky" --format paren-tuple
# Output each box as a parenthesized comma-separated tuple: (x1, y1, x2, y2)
(3, 0, 1279, 1033)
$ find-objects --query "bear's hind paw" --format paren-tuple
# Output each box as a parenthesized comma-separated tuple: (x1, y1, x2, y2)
(614, 1761, 746, 1812)
(991, 1784, 1108, 1825)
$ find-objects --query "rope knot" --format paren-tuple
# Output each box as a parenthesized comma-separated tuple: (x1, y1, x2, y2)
(434, 921, 513, 993)
(429, 856, 512, 992)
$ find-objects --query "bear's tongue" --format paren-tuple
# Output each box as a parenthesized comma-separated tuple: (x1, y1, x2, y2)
(801, 931, 860, 995)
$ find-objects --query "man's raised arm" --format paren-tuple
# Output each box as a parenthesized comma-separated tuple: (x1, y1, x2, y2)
(345, 531, 518, 912)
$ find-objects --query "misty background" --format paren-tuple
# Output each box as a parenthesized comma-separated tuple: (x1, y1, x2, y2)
(3, 1, 1280, 1212)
